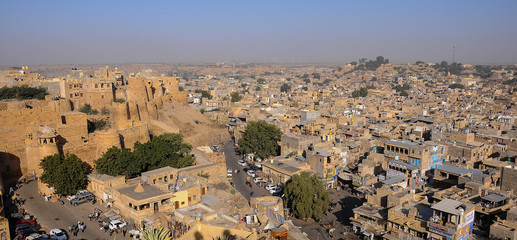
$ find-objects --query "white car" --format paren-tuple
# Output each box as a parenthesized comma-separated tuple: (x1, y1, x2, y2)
(253, 177, 266, 184)
(266, 184, 276, 191)
(246, 170, 256, 177)
(237, 160, 247, 166)
(109, 220, 127, 230)
(269, 186, 281, 194)
(50, 229, 67, 240)
(26, 233, 50, 240)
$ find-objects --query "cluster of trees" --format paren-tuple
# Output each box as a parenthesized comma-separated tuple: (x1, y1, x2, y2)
(351, 87, 368, 98)
(434, 61, 463, 76)
(230, 92, 242, 102)
(87, 118, 108, 133)
(280, 83, 291, 93)
(502, 77, 517, 86)
(194, 89, 212, 99)
(355, 56, 389, 71)
(283, 172, 330, 220)
(94, 133, 195, 178)
(257, 78, 266, 84)
(39, 153, 91, 196)
(79, 104, 99, 115)
(393, 83, 411, 97)
(448, 83, 465, 89)
(237, 121, 282, 160)
(0, 85, 48, 100)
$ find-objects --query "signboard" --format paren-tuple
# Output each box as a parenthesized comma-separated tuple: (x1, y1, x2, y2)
(427, 221, 455, 239)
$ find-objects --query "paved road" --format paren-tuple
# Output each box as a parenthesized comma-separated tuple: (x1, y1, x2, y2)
(223, 141, 270, 202)
(14, 181, 132, 240)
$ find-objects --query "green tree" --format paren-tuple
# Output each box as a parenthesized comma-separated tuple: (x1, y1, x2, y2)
(94, 147, 133, 176)
(280, 83, 291, 93)
(238, 121, 282, 160)
(201, 90, 212, 99)
(230, 92, 243, 102)
(141, 226, 171, 240)
(40, 153, 90, 196)
(399, 89, 409, 97)
(351, 87, 368, 98)
(94, 133, 195, 178)
(79, 104, 99, 115)
(257, 78, 266, 84)
(255, 86, 261, 91)
(0, 85, 49, 100)
(283, 172, 330, 220)
(448, 83, 465, 89)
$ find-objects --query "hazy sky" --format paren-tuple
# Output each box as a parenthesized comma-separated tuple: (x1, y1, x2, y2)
(1, 0, 516, 65)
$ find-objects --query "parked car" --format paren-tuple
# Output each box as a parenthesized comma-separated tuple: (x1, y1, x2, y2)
(49, 229, 67, 240)
(237, 160, 247, 166)
(109, 220, 127, 230)
(269, 186, 281, 194)
(246, 170, 256, 177)
(69, 192, 94, 206)
(16, 223, 39, 236)
(227, 168, 232, 177)
(26, 232, 51, 240)
(266, 184, 276, 191)
(253, 177, 266, 184)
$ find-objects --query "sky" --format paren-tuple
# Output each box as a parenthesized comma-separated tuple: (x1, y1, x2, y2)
(1, 0, 516, 65)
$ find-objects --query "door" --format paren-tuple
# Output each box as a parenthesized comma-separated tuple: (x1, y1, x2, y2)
(154, 202, 159, 213)
(175, 201, 179, 209)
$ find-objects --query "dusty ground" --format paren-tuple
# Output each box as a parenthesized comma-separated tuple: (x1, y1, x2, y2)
(152, 100, 230, 147)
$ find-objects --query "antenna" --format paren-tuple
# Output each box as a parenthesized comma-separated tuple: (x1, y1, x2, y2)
(452, 46, 456, 63)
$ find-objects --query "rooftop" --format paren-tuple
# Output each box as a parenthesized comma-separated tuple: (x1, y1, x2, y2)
(431, 198, 474, 216)
(117, 183, 170, 201)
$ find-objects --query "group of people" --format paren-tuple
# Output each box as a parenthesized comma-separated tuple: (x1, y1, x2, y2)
(68, 221, 86, 236)
(88, 208, 102, 221)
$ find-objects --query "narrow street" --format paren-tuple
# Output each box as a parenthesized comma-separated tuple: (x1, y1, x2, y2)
(223, 140, 270, 202)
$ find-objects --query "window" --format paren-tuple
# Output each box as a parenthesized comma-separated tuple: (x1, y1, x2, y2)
(193, 195, 196, 200)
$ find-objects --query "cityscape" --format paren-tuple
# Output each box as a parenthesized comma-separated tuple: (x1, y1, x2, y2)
(1, 1, 517, 240)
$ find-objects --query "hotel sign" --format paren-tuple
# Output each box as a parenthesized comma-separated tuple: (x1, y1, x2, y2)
(427, 221, 455, 239)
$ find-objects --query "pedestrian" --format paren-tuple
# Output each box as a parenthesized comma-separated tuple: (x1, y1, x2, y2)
(123, 228, 127, 237)
(68, 225, 72, 233)
(109, 228, 113, 236)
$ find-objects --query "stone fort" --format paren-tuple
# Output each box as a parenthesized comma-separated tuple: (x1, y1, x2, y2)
(0, 66, 189, 185)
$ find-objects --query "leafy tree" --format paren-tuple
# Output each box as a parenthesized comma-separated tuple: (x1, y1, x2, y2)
(302, 86, 308, 91)
(141, 226, 171, 240)
(280, 83, 291, 93)
(502, 77, 517, 86)
(303, 78, 311, 84)
(257, 78, 266, 84)
(448, 83, 465, 89)
(79, 104, 99, 115)
(399, 89, 409, 97)
(40, 153, 90, 196)
(201, 90, 212, 99)
(312, 73, 321, 80)
(283, 172, 330, 220)
(314, 101, 319, 106)
(238, 121, 282, 160)
(351, 87, 368, 98)
(350, 61, 358, 66)
(0, 85, 48, 100)
(230, 92, 242, 102)
(323, 79, 332, 85)
(94, 133, 195, 178)
(87, 118, 108, 133)
(94, 147, 133, 177)
(240, 83, 247, 88)
(434, 61, 463, 75)
(255, 86, 261, 91)
(415, 61, 425, 65)
(178, 86, 184, 91)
